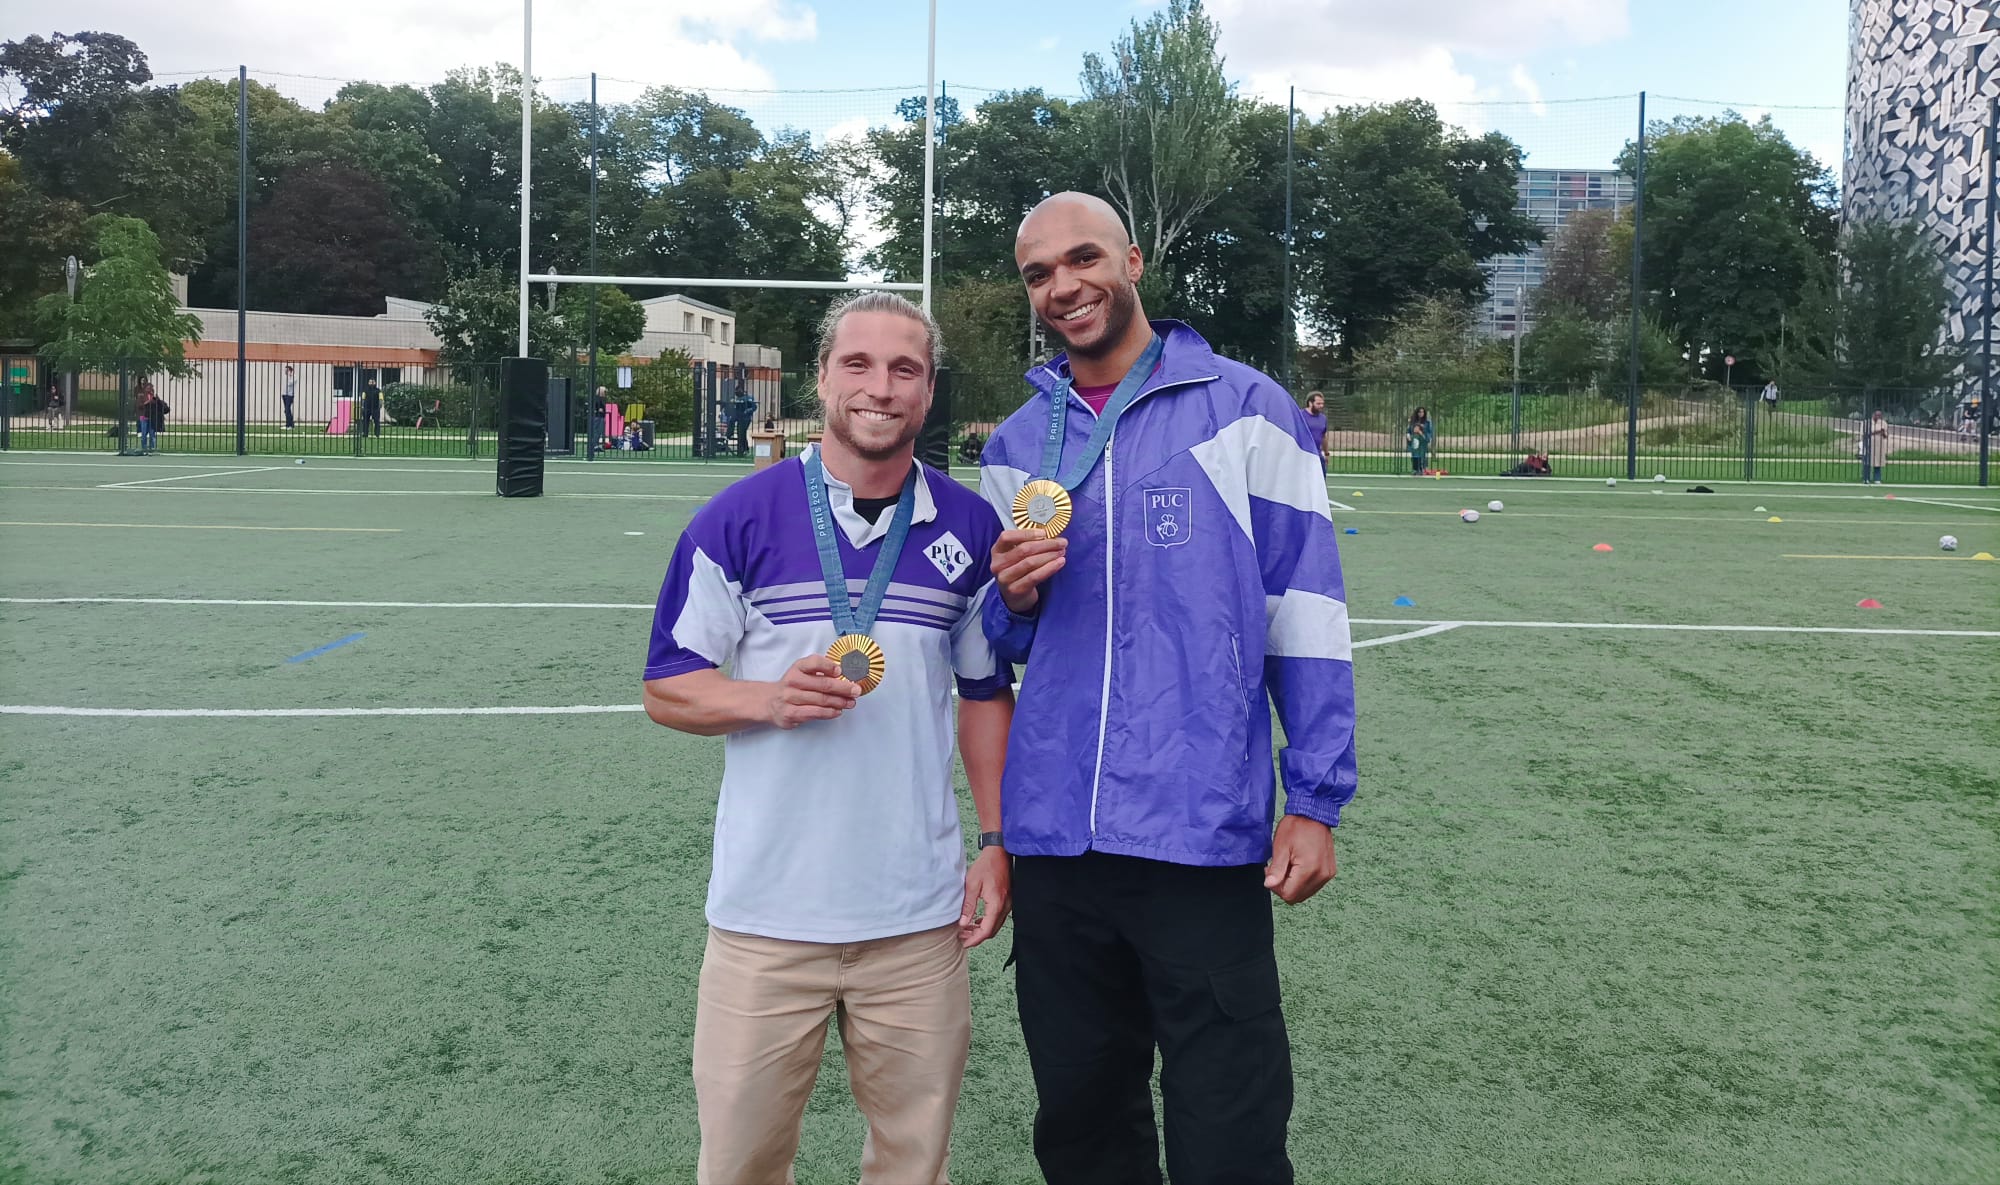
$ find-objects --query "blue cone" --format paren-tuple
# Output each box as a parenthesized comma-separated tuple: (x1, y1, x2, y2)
(1344, 527, 1358, 535)
(1393, 595, 1416, 607)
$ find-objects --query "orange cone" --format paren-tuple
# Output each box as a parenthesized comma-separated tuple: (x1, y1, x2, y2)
(1592, 543, 1614, 552)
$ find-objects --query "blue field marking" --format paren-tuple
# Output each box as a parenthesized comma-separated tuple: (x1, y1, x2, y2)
(285, 633, 365, 664)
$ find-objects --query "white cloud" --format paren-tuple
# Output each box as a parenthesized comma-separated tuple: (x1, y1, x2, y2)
(35, 0, 816, 96)
(1037, 35, 1061, 52)
(1508, 64, 1546, 114)
(1213, 0, 1626, 114)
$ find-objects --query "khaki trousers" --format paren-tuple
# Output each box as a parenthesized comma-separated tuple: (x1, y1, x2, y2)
(693, 924, 970, 1185)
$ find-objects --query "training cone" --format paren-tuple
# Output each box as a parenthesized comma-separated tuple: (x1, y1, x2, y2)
(1344, 527, 1358, 535)
(1592, 543, 1614, 552)
(1352, 491, 1364, 497)
(1973, 552, 1995, 561)
(1856, 598, 1883, 609)
(1767, 516, 1783, 523)
(1884, 493, 1896, 499)
(1393, 595, 1416, 607)
(1753, 505, 1767, 512)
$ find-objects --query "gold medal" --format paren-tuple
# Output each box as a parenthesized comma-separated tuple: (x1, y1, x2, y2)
(825, 633, 886, 695)
(1012, 479, 1073, 537)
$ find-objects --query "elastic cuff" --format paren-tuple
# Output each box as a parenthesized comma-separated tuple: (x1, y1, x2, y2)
(1283, 797, 1343, 828)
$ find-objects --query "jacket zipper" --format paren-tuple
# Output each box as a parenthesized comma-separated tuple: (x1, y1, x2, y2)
(1082, 373, 1219, 839)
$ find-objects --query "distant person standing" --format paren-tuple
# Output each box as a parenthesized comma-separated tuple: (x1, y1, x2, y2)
(360, 379, 383, 437)
(1301, 390, 1330, 472)
(1406, 406, 1434, 475)
(1864, 409, 1889, 484)
(1761, 380, 1778, 417)
(135, 382, 168, 454)
(730, 387, 757, 455)
(281, 365, 299, 429)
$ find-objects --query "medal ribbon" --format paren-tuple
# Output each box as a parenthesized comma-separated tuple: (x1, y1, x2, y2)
(1039, 333, 1165, 490)
(802, 448, 918, 638)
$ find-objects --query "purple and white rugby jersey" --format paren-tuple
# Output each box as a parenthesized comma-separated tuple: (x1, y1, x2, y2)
(646, 446, 1009, 943)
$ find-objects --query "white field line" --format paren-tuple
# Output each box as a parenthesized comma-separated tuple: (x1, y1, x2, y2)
(7, 598, 1998, 642)
(96, 466, 284, 488)
(0, 704, 643, 718)
(1895, 497, 2000, 514)
(1328, 499, 1356, 512)
(1351, 622, 1461, 649)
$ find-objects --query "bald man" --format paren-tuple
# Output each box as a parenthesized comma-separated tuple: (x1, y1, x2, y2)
(977, 193, 1357, 1184)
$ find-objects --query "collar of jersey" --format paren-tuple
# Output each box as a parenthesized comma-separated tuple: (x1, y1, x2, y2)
(803, 444, 938, 548)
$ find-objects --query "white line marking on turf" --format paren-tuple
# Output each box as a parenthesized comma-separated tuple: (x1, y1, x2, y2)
(96, 466, 283, 488)
(1352, 623, 1461, 649)
(1894, 497, 2000, 514)
(1328, 499, 1356, 512)
(0, 704, 643, 718)
(7, 598, 1998, 641)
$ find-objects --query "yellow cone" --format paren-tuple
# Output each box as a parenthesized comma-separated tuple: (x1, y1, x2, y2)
(1351, 491, 1363, 497)
(1975, 552, 1996, 561)
(1767, 516, 1783, 523)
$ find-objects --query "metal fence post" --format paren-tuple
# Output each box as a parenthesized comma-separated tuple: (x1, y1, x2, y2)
(1743, 386, 1756, 482)
(1982, 94, 1995, 487)
(1626, 91, 1646, 483)
(236, 66, 249, 457)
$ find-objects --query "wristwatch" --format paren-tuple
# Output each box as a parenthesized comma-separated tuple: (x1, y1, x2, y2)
(977, 831, 1005, 851)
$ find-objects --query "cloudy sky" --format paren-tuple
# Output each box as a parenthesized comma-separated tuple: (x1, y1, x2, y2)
(8, 0, 1849, 169)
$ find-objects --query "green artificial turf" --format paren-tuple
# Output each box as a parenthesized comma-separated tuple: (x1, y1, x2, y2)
(1, 457, 1996, 1184)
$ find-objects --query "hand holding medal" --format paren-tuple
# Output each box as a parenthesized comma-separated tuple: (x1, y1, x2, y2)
(802, 450, 916, 698)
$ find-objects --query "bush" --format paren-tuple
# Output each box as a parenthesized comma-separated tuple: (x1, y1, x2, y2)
(382, 381, 483, 430)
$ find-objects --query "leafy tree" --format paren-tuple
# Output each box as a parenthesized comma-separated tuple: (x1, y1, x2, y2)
(1296, 99, 1539, 362)
(1520, 308, 1609, 389)
(234, 162, 443, 315)
(1166, 98, 1290, 372)
(1829, 219, 1962, 408)
(1, 31, 229, 268)
(1532, 208, 1622, 321)
(1080, 0, 1238, 300)
(1351, 296, 1506, 387)
(1618, 114, 1836, 385)
(36, 215, 202, 377)
(0, 154, 90, 339)
(426, 262, 565, 379)
(558, 286, 646, 358)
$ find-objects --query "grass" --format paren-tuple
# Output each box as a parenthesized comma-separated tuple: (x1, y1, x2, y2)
(1, 458, 1998, 1184)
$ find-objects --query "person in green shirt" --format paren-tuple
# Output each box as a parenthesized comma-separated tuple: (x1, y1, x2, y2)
(1405, 406, 1434, 475)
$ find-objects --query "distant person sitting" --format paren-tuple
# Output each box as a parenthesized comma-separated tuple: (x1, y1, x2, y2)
(1500, 450, 1551, 477)
(621, 424, 651, 452)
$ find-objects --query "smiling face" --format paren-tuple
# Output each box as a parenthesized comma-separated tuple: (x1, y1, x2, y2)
(817, 308, 934, 463)
(1016, 193, 1146, 362)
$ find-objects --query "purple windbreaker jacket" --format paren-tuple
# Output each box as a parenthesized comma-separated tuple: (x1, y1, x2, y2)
(980, 321, 1358, 866)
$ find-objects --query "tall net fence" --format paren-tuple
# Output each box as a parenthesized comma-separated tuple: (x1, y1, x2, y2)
(4, 55, 1992, 483)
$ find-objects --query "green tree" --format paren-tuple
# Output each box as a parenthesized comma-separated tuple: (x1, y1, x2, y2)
(1165, 98, 1291, 372)
(426, 263, 567, 379)
(0, 154, 90, 339)
(1080, 0, 1238, 301)
(1520, 308, 1609, 389)
(1296, 99, 1539, 362)
(1532, 208, 1622, 321)
(1351, 296, 1506, 387)
(1, 31, 230, 269)
(235, 161, 443, 315)
(1618, 114, 1836, 385)
(35, 215, 202, 377)
(558, 286, 646, 358)
(1829, 219, 1962, 409)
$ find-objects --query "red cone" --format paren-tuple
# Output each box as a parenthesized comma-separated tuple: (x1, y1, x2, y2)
(1592, 543, 1614, 552)
(1856, 598, 1883, 609)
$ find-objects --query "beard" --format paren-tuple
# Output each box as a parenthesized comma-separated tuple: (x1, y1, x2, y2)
(1042, 277, 1141, 360)
(826, 400, 925, 463)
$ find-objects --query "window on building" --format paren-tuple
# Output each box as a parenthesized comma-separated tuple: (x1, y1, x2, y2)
(721, 322, 731, 344)
(702, 317, 714, 338)
(683, 312, 694, 332)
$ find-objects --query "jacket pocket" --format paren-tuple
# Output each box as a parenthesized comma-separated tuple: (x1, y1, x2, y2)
(1209, 955, 1283, 1022)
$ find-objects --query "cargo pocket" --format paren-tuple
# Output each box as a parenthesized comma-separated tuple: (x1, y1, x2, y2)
(1208, 955, 1282, 1022)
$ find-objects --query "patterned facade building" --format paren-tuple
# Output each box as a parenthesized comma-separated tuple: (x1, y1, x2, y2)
(1845, 0, 2000, 371)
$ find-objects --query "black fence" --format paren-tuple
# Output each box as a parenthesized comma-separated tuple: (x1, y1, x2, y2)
(5, 361, 1991, 485)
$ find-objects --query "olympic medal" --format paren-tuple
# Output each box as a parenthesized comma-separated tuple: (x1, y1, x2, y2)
(825, 633, 886, 695)
(1012, 479, 1073, 537)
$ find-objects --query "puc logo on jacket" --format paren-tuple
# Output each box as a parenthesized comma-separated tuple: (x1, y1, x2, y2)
(1144, 487, 1191, 548)
(925, 531, 972, 581)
